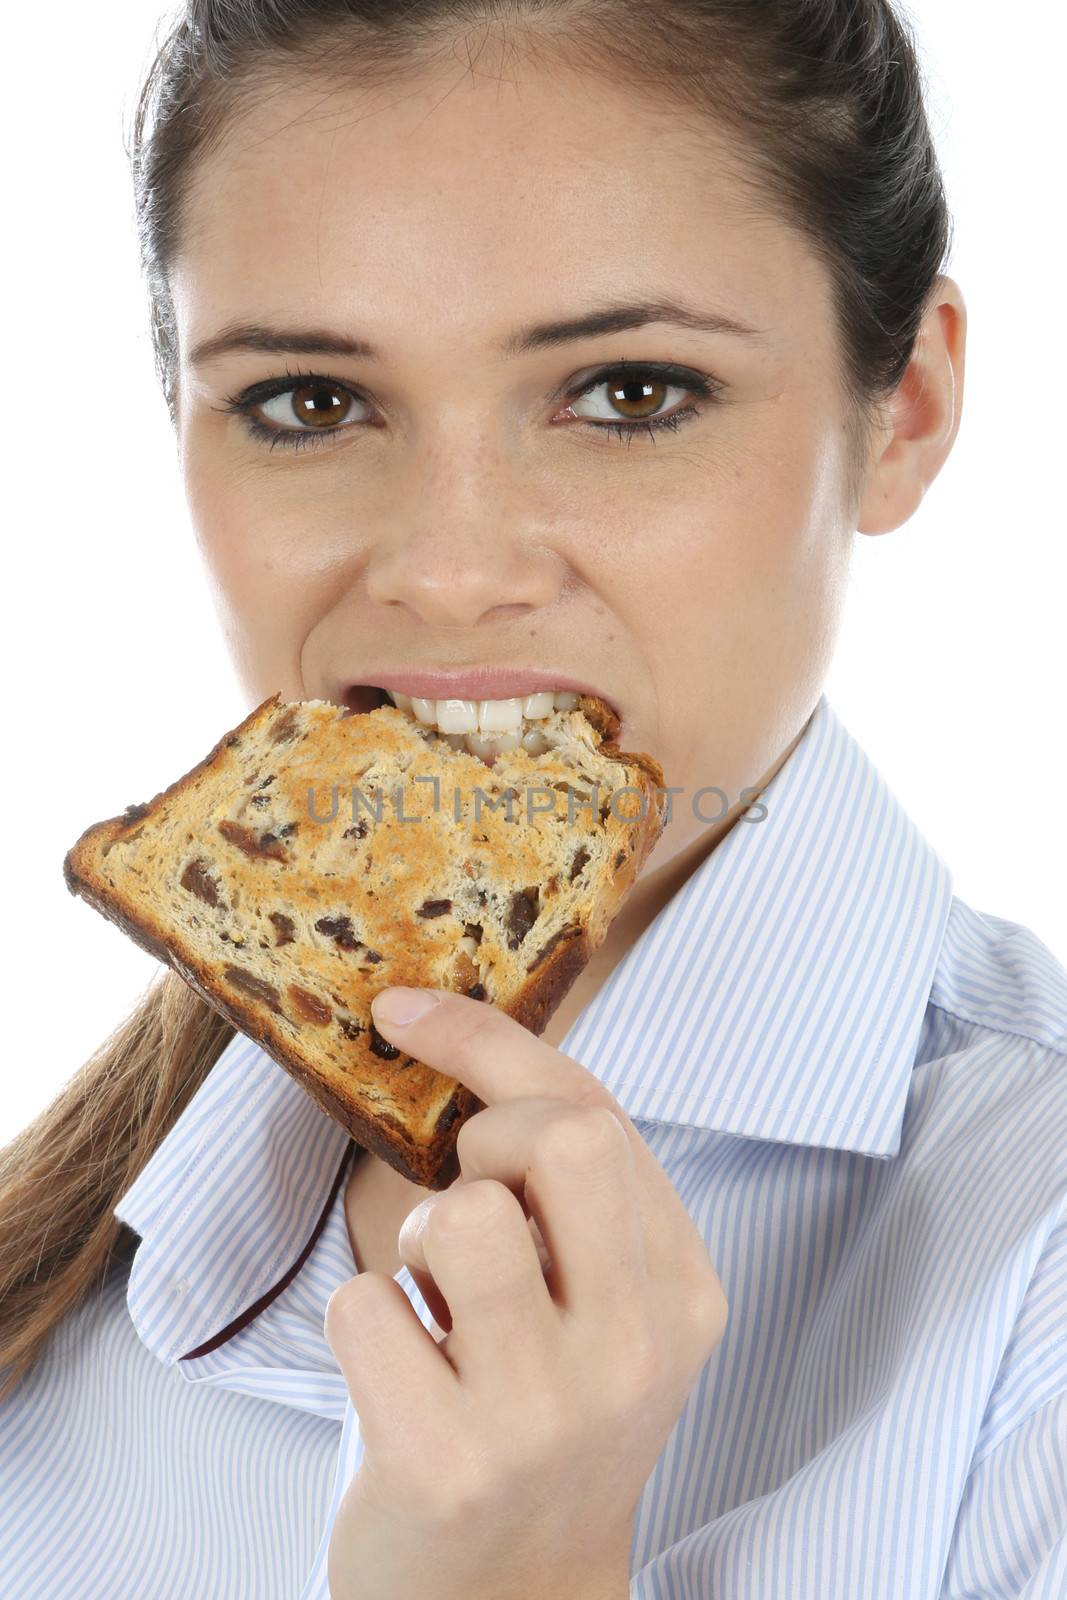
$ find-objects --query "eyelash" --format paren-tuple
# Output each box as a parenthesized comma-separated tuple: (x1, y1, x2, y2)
(214, 359, 724, 452)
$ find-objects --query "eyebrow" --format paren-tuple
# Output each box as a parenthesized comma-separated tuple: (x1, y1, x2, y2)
(188, 296, 768, 368)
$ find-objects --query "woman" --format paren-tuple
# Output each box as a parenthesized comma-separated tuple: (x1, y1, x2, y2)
(2, 1, 1064, 1596)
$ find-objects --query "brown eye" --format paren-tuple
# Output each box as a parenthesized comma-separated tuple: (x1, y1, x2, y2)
(604, 375, 669, 420)
(284, 380, 354, 429)
(568, 366, 700, 430)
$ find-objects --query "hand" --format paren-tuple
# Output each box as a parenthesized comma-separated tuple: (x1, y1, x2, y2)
(323, 985, 729, 1600)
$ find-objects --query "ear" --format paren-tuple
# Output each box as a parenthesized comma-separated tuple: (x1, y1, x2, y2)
(856, 274, 967, 537)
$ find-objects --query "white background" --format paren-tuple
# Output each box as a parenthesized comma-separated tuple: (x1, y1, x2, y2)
(2, 2, 1063, 1143)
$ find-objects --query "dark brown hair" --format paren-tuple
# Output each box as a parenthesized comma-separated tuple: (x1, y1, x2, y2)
(1, 0, 951, 1400)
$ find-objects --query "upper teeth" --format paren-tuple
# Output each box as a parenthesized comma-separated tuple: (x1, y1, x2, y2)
(387, 690, 578, 731)
(381, 689, 582, 761)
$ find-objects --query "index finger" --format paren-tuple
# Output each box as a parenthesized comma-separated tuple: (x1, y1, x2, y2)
(370, 985, 653, 1174)
(371, 983, 618, 1100)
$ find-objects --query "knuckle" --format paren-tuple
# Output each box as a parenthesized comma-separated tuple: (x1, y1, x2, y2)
(513, 1386, 569, 1458)
(535, 1104, 625, 1169)
(618, 1328, 667, 1406)
(423, 1452, 499, 1525)
(449, 995, 499, 1052)
(453, 1109, 484, 1168)
(688, 1272, 730, 1350)
(326, 1270, 391, 1331)
(573, 1077, 625, 1117)
(451, 1102, 505, 1169)
(431, 1177, 512, 1236)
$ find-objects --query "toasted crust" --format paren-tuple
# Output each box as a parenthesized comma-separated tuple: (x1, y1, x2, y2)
(63, 692, 667, 1187)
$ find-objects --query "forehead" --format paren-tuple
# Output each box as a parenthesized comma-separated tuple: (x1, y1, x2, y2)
(172, 61, 826, 362)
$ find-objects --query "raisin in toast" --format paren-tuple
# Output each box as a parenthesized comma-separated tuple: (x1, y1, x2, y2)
(63, 693, 667, 1188)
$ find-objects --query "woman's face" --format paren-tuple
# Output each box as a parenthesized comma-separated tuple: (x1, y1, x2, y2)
(170, 52, 875, 869)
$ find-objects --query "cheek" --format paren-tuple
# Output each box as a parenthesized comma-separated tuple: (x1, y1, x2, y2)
(182, 450, 326, 694)
(633, 423, 851, 779)
(651, 420, 849, 654)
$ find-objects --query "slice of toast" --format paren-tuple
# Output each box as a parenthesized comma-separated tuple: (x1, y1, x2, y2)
(63, 693, 667, 1188)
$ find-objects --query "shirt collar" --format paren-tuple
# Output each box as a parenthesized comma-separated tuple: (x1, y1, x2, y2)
(574, 692, 953, 1157)
(115, 1031, 354, 1364)
(114, 691, 952, 1361)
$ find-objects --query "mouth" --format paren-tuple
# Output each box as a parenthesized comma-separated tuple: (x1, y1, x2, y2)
(342, 681, 621, 762)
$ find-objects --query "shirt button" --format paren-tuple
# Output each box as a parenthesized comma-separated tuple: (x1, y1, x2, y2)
(172, 1278, 190, 1296)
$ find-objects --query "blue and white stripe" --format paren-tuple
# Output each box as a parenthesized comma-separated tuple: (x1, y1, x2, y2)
(2, 691, 1065, 1597)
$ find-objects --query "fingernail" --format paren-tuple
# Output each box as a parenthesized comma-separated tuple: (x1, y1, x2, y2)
(372, 987, 443, 1026)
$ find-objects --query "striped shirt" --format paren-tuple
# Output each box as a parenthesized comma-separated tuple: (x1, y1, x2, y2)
(2, 691, 1065, 1598)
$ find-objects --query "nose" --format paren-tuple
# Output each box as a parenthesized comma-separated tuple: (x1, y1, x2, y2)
(362, 460, 567, 629)
(366, 534, 564, 628)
